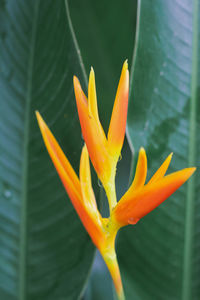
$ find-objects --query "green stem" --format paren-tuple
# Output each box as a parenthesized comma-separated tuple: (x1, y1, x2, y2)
(104, 173, 117, 213)
(100, 161, 124, 298)
(100, 221, 125, 300)
(104, 254, 125, 300)
(101, 247, 125, 300)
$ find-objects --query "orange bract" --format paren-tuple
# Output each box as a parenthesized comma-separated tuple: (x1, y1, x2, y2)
(107, 60, 129, 156)
(36, 112, 106, 250)
(112, 148, 196, 226)
(73, 61, 129, 190)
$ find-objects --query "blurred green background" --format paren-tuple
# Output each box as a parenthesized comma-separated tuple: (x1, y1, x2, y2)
(0, 0, 199, 299)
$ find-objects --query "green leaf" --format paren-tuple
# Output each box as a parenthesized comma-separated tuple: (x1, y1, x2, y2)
(0, 0, 95, 299)
(118, 0, 200, 299)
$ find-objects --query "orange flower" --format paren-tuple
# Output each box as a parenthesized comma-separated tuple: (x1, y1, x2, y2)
(112, 148, 196, 226)
(73, 61, 129, 211)
(36, 62, 196, 300)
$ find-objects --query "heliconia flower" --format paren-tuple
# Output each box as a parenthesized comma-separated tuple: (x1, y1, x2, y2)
(36, 63, 196, 300)
(112, 148, 196, 226)
(36, 112, 125, 300)
(73, 61, 129, 211)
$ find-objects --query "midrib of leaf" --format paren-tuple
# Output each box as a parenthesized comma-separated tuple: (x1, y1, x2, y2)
(182, 0, 198, 299)
(126, 0, 141, 186)
(19, 1, 40, 299)
(65, 0, 87, 85)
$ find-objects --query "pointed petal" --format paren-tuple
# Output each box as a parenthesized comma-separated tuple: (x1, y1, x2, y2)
(129, 147, 147, 191)
(73, 76, 111, 182)
(107, 60, 129, 157)
(36, 112, 105, 249)
(148, 153, 173, 185)
(88, 67, 99, 121)
(88, 69, 109, 152)
(80, 144, 103, 228)
(36, 111, 80, 194)
(113, 167, 196, 226)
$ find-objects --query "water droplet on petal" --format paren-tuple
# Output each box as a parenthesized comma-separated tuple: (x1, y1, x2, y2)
(128, 217, 140, 225)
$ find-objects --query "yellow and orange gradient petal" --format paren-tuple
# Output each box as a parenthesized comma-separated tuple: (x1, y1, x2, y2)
(73, 61, 129, 198)
(73, 76, 111, 183)
(107, 60, 129, 158)
(112, 149, 196, 226)
(36, 112, 106, 250)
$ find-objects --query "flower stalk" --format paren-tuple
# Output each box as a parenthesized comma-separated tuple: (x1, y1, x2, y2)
(36, 61, 196, 299)
(104, 173, 117, 213)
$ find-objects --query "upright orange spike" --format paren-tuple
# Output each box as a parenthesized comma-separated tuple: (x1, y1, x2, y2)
(129, 147, 147, 191)
(148, 153, 173, 185)
(107, 60, 129, 157)
(88, 67, 99, 122)
(73, 76, 109, 180)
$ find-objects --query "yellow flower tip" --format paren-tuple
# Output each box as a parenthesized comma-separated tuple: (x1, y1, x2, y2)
(183, 167, 196, 179)
(35, 110, 41, 122)
(167, 152, 173, 164)
(79, 144, 88, 179)
(73, 75, 81, 94)
(166, 152, 173, 164)
(147, 152, 174, 185)
(73, 75, 78, 84)
(88, 66, 99, 120)
(82, 143, 88, 155)
(35, 110, 46, 132)
(89, 67, 95, 86)
(90, 66, 95, 75)
(121, 59, 129, 81)
(123, 59, 128, 71)
(73, 75, 88, 112)
(73, 76, 81, 97)
(73, 76, 85, 98)
(168, 152, 173, 163)
(139, 146, 145, 154)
